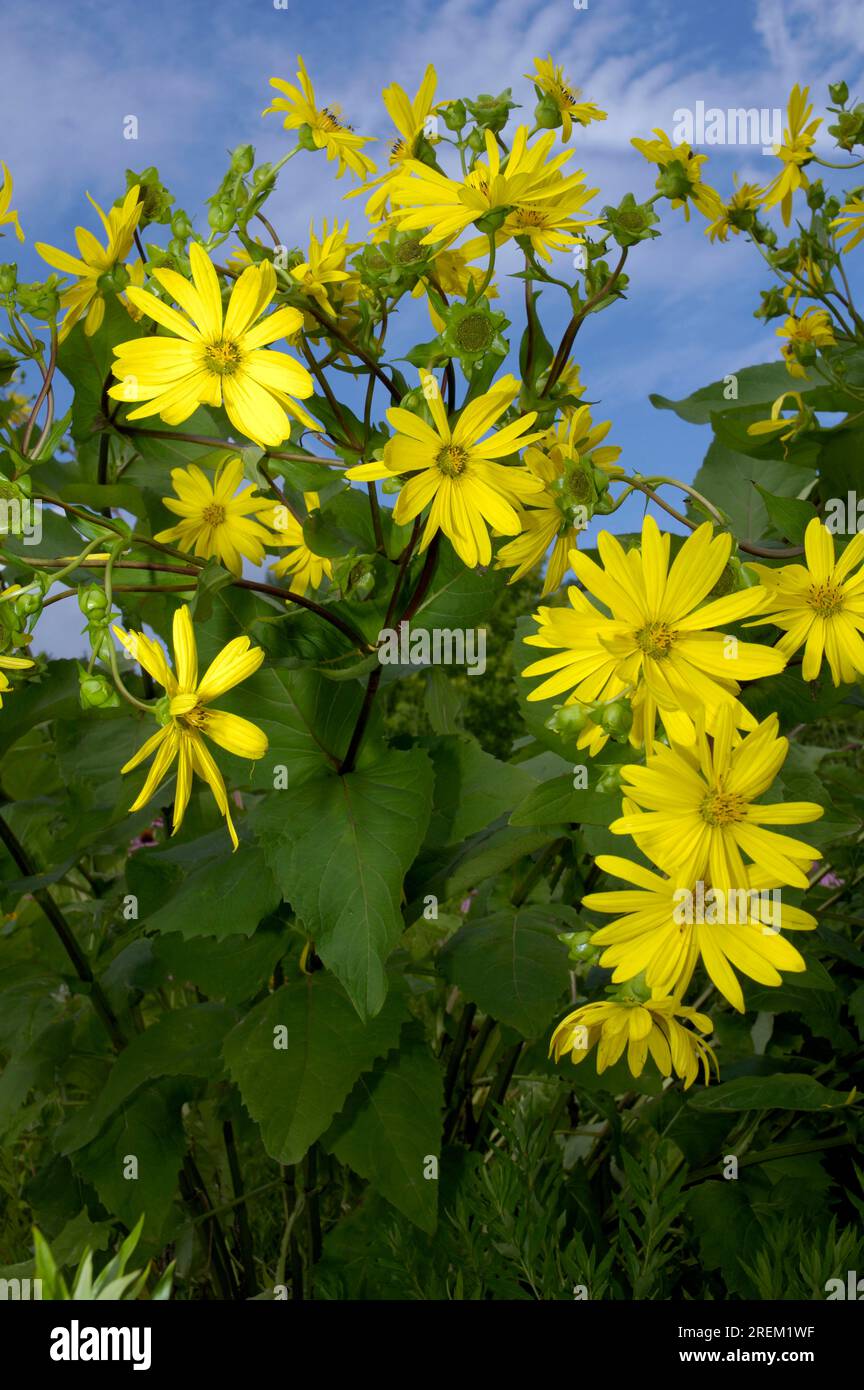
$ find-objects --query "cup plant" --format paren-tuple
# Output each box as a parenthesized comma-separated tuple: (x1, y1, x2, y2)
(0, 62, 862, 1300)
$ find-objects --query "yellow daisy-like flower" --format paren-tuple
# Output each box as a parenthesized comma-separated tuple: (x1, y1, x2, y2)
(523, 517, 784, 754)
(746, 390, 811, 450)
(346, 371, 545, 568)
(0, 162, 24, 242)
(269, 492, 333, 596)
(108, 245, 316, 448)
(347, 66, 439, 222)
(290, 218, 358, 317)
(526, 56, 607, 141)
(0, 648, 35, 708)
(263, 56, 376, 181)
(155, 456, 285, 576)
(611, 708, 824, 891)
(831, 195, 864, 254)
(496, 405, 622, 596)
(549, 995, 717, 1088)
(631, 129, 723, 223)
(584, 855, 817, 1014)
(35, 185, 142, 341)
(704, 179, 763, 242)
(776, 307, 836, 378)
(113, 605, 267, 850)
(761, 84, 821, 226)
(388, 126, 598, 247)
(746, 516, 864, 684)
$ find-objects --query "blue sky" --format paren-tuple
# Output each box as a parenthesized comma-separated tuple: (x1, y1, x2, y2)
(3, 0, 864, 654)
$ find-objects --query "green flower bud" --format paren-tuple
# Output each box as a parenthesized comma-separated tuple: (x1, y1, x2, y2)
(171, 210, 194, 240)
(806, 180, 826, 210)
(595, 698, 633, 741)
(0, 264, 17, 294)
(253, 162, 274, 187)
(231, 143, 255, 174)
(656, 159, 693, 202)
(78, 584, 110, 618)
(602, 192, 660, 249)
(168, 237, 189, 260)
(474, 206, 510, 235)
(755, 287, 788, 321)
(296, 124, 321, 153)
(465, 126, 486, 153)
(96, 264, 130, 294)
(545, 701, 595, 737)
(829, 81, 849, 106)
(438, 299, 510, 371)
(465, 89, 516, 134)
(77, 666, 120, 710)
(208, 201, 235, 233)
(595, 766, 623, 795)
(442, 100, 466, 132)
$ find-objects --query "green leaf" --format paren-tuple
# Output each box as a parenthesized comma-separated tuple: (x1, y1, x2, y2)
(438, 906, 573, 1036)
(322, 1027, 443, 1233)
(139, 841, 281, 939)
(690, 439, 815, 540)
(188, 557, 234, 622)
(509, 772, 622, 827)
(253, 747, 433, 1017)
(58, 1004, 236, 1154)
(650, 360, 856, 423)
(752, 484, 817, 543)
(687, 1073, 854, 1113)
(423, 735, 535, 847)
(223, 971, 407, 1165)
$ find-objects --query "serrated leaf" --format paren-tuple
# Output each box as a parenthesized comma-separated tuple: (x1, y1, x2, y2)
(438, 906, 573, 1036)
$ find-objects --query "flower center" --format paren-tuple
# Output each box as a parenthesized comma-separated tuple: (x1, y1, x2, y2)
(202, 503, 226, 527)
(395, 237, 424, 265)
(635, 621, 676, 659)
(204, 340, 243, 376)
(513, 209, 548, 228)
(436, 444, 469, 477)
(700, 789, 746, 826)
(807, 581, 843, 618)
(454, 312, 495, 352)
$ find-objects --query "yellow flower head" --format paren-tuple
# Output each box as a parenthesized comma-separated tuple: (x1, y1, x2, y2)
(611, 707, 824, 891)
(586, 855, 817, 1014)
(631, 129, 723, 222)
(346, 371, 545, 568)
(550, 994, 717, 1088)
(268, 492, 333, 596)
(108, 245, 316, 448)
(831, 195, 864, 254)
(113, 605, 268, 850)
(746, 390, 811, 450)
(526, 56, 607, 141)
(0, 162, 25, 243)
(0, 629, 35, 707)
(746, 516, 864, 685)
(264, 56, 377, 181)
(776, 307, 836, 377)
(496, 405, 622, 596)
(290, 218, 358, 317)
(762, 85, 821, 226)
(155, 456, 286, 575)
(388, 126, 599, 248)
(35, 185, 142, 341)
(347, 66, 439, 222)
(523, 516, 784, 753)
(704, 179, 763, 243)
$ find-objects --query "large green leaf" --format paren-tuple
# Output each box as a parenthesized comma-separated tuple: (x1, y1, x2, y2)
(322, 1027, 443, 1233)
(438, 905, 574, 1036)
(687, 1073, 853, 1113)
(253, 747, 433, 1016)
(422, 734, 535, 848)
(139, 841, 281, 939)
(223, 971, 407, 1165)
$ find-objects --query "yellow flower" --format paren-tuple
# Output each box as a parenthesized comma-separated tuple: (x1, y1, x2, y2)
(746, 516, 864, 684)
(35, 185, 142, 341)
(263, 56, 376, 181)
(113, 605, 267, 850)
(269, 492, 333, 596)
(776, 307, 836, 377)
(631, 129, 723, 222)
(388, 126, 598, 247)
(549, 995, 717, 1088)
(0, 162, 24, 242)
(611, 708, 824, 891)
(496, 405, 622, 596)
(346, 371, 545, 568)
(290, 218, 357, 317)
(525, 56, 607, 141)
(3, 391, 30, 427)
(704, 179, 763, 242)
(746, 390, 811, 449)
(761, 85, 820, 226)
(831, 195, 864, 253)
(347, 66, 439, 221)
(0, 648, 34, 707)
(108, 245, 316, 448)
(155, 457, 285, 575)
(523, 517, 784, 753)
(585, 855, 817, 1014)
